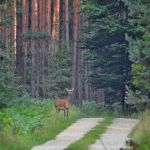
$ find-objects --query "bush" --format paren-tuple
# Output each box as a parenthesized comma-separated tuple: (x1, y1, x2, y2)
(0, 50, 17, 107)
(125, 86, 150, 112)
(8, 94, 54, 107)
(0, 107, 45, 135)
(0, 97, 80, 150)
(81, 101, 97, 116)
(80, 101, 122, 117)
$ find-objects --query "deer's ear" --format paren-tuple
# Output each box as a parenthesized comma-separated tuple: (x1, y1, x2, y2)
(54, 96, 58, 99)
(66, 88, 74, 92)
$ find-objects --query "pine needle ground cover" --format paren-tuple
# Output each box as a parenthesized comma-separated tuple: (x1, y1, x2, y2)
(0, 98, 80, 150)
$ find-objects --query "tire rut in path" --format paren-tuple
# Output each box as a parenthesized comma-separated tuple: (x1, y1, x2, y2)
(89, 118, 139, 150)
(32, 118, 103, 150)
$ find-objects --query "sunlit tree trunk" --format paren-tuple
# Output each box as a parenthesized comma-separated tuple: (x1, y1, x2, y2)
(52, 0, 60, 53)
(46, 0, 51, 34)
(42, 0, 46, 32)
(13, 0, 17, 52)
(65, 0, 69, 48)
(38, 0, 42, 31)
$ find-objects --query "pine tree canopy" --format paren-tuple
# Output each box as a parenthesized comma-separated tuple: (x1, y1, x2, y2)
(81, 0, 131, 104)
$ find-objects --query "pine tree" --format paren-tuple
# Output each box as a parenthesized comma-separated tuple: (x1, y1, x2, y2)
(81, 0, 131, 108)
(123, 0, 150, 96)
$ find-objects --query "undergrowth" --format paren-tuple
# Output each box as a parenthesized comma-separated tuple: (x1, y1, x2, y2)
(0, 97, 80, 150)
(80, 101, 138, 118)
(0, 97, 144, 150)
(130, 110, 150, 150)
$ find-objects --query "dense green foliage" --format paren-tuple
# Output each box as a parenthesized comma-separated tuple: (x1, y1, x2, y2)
(47, 46, 72, 98)
(122, 0, 150, 110)
(0, 0, 149, 149)
(0, 98, 80, 150)
(81, 0, 131, 107)
(0, 45, 17, 106)
(123, 0, 150, 95)
(81, 101, 124, 117)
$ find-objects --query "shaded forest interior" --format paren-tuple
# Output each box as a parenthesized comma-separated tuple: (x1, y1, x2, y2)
(0, 0, 104, 105)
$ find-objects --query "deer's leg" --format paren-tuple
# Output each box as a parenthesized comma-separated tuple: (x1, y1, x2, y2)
(55, 106, 59, 112)
(64, 109, 66, 120)
(66, 108, 69, 120)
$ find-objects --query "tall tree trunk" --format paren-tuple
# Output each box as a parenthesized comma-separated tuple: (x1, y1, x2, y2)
(16, 0, 24, 85)
(22, 0, 28, 85)
(31, 0, 39, 97)
(14, 0, 17, 52)
(71, 0, 79, 103)
(77, 5, 85, 106)
(52, 0, 60, 53)
(46, 0, 51, 34)
(46, 0, 52, 97)
(41, 0, 46, 32)
(84, 60, 90, 100)
(65, 0, 69, 48)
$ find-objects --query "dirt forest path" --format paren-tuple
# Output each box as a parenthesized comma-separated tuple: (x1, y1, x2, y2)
(32, 118, 139, 150)
(32, 118, 103, 150)
(89, 118, 139, 150)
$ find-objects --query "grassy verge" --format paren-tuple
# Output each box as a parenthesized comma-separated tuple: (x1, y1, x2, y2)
(130, 110, 150, 150)
(0, 99, 80, 150)
(66, 117, 113, 150)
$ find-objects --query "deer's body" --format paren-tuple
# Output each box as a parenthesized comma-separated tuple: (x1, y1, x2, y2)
(55, 98, 70, 111)
(54, 88, 74, 120)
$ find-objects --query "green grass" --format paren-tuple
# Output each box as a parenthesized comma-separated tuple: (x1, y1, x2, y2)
(130, 110, 150, 150)
(1, 97, 146, 150)
(0, 99, 81, 150)
(66, 117, 113, 150)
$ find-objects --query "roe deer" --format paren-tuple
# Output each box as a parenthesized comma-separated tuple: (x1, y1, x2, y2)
(126, 139, 139, 150)
(54, 88, 74, 120)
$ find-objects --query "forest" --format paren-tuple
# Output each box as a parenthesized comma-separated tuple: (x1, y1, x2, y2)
(0, 0, 150, 150)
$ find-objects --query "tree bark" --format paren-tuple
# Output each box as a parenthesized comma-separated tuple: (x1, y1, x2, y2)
(46, 0, 51, 34)
(31, 0, 39, 97)
(22, 0, 28, 85)
(13, 0, 17, 52)
(16, 0, 24, 85)
(52, 0, 60, 53)
(65, 0, 69, 48)
(84, 60, 89, 100)
(71, 0, 79, 103)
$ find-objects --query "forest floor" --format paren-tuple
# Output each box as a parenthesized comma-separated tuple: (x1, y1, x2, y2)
(32, 118, 139, 150)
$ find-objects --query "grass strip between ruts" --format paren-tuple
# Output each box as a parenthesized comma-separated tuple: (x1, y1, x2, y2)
(66, 117, 113, 150)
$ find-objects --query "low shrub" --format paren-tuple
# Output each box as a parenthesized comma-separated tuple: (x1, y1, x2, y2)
(81, 101, 124, 117)
(0, 97, 80, 150)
